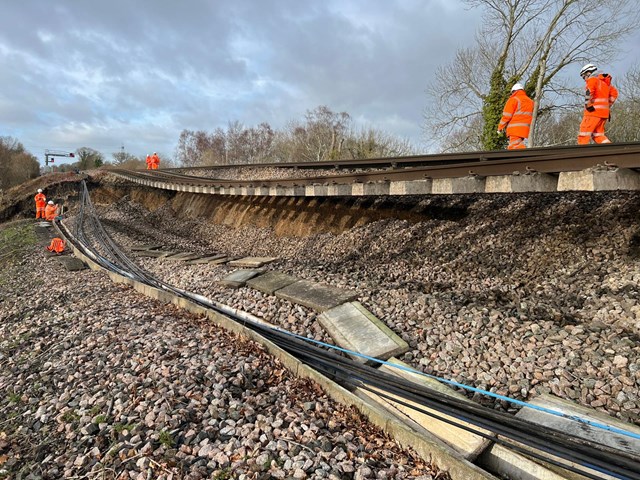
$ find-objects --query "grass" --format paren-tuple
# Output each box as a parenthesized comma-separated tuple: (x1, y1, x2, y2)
(158, 430, 174, 448)
(113, 422, 137, 434)
(213, 468, 232, 479)
(0, 220, 37, 285)
(62, 410, 80, 423)
(8, 393, 21, 404)
(93, 414, 107, 424)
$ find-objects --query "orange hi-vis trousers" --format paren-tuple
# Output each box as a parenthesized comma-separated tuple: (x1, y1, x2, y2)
(36, 206, 46, 219)
(578, 116, 611, 145)
(507, 136, 526, 150)
(46, 238, 65, 254)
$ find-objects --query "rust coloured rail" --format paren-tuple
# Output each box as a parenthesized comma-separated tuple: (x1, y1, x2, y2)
(110, 143, 640, 189)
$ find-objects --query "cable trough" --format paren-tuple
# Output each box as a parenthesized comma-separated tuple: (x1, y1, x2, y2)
(58, 181, 640, 480)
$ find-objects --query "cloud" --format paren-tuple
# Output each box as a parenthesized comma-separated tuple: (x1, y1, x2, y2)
(0, 1, 636, 164)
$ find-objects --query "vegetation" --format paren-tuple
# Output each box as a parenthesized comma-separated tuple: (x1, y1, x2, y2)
(0, 221, 37, 277)
(425, 0, 639, 151)
(175, 105, 415, 166)
(0, 137, 40, 191)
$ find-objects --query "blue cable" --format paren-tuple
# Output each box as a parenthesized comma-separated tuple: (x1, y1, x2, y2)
(280, 329, 640, 442)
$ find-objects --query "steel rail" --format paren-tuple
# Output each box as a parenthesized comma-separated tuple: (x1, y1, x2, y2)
(109, 143, 640, 189)
(162, 142, 640, 171)
(61, 180, 640, 480)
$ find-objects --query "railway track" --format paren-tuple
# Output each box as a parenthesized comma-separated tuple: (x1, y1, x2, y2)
(57, 180, 640, 479)
(109, 143, 640, 193)
(165, 142, 640, 172)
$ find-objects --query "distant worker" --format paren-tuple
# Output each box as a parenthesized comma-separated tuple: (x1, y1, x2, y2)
(151, 152, 160, 170)
(46, 237, 66, 254)
(34, 189, 47, 219)
(44, 200, 58, 221)
(146, 153, 152, 170)
(497, 83, 534, 150)
(577, 63, 618, 145)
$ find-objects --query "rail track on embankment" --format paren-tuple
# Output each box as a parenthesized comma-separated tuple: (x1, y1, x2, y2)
(59, 177, 640, 480)
(111, 143, 640, 196)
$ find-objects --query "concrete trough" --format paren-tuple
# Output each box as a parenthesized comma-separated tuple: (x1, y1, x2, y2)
(358, 358, 491, 460)
(510, 393, 640, 480)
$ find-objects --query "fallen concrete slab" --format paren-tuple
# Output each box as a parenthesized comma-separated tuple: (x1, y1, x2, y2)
(246, 271, 298, 295)
(218, 269, 265, 288)
(55, 256, 87, 271)
(317, 302, 408, 364)
(131, 244, 163, 251)
(357, 357, 490, 460)
(228, 256, 278, 268)
(164, 252, 203, 261)
(135, 250, 177, 258)
(275, 279, 357, 311)
(183, 254, 227, 265)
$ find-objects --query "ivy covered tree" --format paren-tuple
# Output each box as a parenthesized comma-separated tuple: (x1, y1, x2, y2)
(425, 0, 639, 151)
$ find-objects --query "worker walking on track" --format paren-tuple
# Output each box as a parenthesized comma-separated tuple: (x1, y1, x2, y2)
(498, 83, 534, 150)
(151, 152, 160, 169)
(146, 153, 152, 170)
(34, 189, 46, 219)
(44, 200, 58, 221)
(46, 237, 65, 254)
(577, 63, 618, 145)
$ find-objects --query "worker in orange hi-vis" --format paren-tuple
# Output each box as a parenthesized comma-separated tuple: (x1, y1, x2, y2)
(46, 237, 66, 254)
(497, 83, 534, 150)
(34, 189, 47, 219)
(44, 200, 58, 221)
(577, 63, 618, 145)
(146, 153, 152, 170)
(151, 152, 160, 170)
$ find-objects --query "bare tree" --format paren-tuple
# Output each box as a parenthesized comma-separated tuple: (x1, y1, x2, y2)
(425, 0, 639, 150)
(75, 147, 104, 170)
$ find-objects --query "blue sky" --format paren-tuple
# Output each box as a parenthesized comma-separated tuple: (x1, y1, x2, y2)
(0, 1, 638, 165)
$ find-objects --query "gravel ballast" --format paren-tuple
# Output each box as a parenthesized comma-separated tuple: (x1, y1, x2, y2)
(0, 221, 440, 479)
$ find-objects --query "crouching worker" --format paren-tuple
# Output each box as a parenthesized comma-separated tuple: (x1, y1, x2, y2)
(46, 237, 66, 254)
(44, 200, 58, 221)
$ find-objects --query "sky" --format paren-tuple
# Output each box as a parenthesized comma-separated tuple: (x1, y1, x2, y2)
(1, 1, 638, 166)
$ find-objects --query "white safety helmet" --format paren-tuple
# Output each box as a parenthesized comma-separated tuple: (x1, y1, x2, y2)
(47, 200, 54, 205)
(511, 83, 525, 92)
(580, 63, 597, 77)
(37, 189, 42, 193)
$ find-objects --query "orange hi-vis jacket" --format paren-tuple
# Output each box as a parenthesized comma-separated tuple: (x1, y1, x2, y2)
(35, 192, 46, 208)
(584, 73, 618, 119)
(151, 153, 160, 169)
(499, 90, 534, 139)
(146, 155, 152, 169)
(44, 204, 57, 221)
(46, 237, 65, 254)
